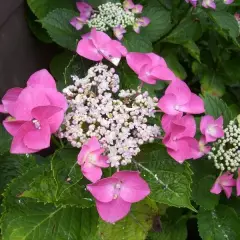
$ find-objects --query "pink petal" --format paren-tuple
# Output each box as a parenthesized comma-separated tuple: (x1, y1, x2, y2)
(158, 94, 179, 115)
(180, 94, 205, 114)
(132, 4, 143, 13)
(100, 42, 122, 66)
(70, 17, 85, 30)
(23, 124, 51, 150)
(78, 145, 90, 165)
(0, 104, 6, 113)
(126, 53, 151, 75)
(93, 154, 109, 168)
(45, 89, 68, 111)
(138, 64, 157, 84)
(3, 118, 26, 136)
(236, 178, 240, 196)
(87, 137, 101, 151)
(76, 2, 92, 18)
(210, 182, 222, 195)
(14, 87, 50, 121)
(177, 114, 196, 138)
(111, 40, 128, 57)
(161, 113, 183, 133)
(112, 171, 150, 203)
(200, 115, 215, 134)
(96, 198, 131, 223)
(91, 28, 112, 48)
(10, 122, 36, 154)
(151, 66, 176, 82)
(81, 164, 102, 183)
(123, 0, 135, 10)
(211, 126, 224, 139)
(222, 186, 232, 199)
(87, 177, 118, 202)
(215, 116, 223, 126)
(77, 38, 103, 61)
(1, 88, 23, 115)
(146, 53, 168, 68)
(27, 69, 56, 89)
(137, 17, 150, 27)
(166, 80, 191, 105)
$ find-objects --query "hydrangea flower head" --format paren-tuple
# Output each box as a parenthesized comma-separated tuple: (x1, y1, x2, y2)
(78, 137, 109, 183)
(87, 171, 150, 223)
(200, 115, 224, 142)
(210, 172, 236, 198)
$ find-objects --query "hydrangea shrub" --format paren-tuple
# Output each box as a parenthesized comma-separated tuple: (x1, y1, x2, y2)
(0, 0, 240, 239)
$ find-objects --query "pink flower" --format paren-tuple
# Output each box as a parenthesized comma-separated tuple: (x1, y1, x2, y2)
(191, 136, 211, 159)
(133, 17, 150, 33)
(132, 4, 143, 14)
(126, 52, 176, 84)
(224, 0, 234, 5)
(185, 0, 198, 7)
(123, 0, 135, 10)
(3, 106, 64, 154)
(87, 171, 150, 223)
(70, 2, 92, 30)
(236, 168, 240, 196)
(77, 28, 127, 66)
(235, 13, 240, 22)
(1, 69, 67, 154)
(162, 114, 198, 163)
(210, 172, 236, 198)
(77, 137, 109, 183)
(202, 0, 216, 9)
(158, 79, 205, 115)
(113, 25, 126, 40)
(200, 115, 224, 142)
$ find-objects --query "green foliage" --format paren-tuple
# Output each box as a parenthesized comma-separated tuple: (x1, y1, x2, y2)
(136, 144, 195, 211)
(197, 205, 240, 240)
(0, 125, 11, 155)
(98, 199, 158, 240)
(41, 9, 80, 51)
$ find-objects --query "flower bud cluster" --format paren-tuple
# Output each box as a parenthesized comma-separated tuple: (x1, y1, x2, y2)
(88, 2, 135, 31)
(59, 63, 161, 167)
(208, 120, 240, 172)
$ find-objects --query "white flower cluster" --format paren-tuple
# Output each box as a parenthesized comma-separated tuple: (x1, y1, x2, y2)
(59, 63, 161, 167)
(208, 120, 240, 172)
(88, 2, 135, 31)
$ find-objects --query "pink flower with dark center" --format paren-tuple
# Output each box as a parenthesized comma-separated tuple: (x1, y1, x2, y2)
(87, 171, 150, 223)
(158, 79, 205, 115)
(78, 137, 109, 183)
(77, 28, 127, 66)
(113, 25, 127, 40)
(202, 0, 216, 9)
(200, 115, 224, 142)
(162, 114, 198, 163)
(126, 52, 176, 84)
(133, 17, 150, 33)
(210, 172, 236, 198)
(3, 106, 63, 154)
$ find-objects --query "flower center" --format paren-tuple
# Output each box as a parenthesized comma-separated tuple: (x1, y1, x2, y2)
(207, 125, 216, 136)
(113, 182, 122, 199)
(87, 153, 96, 164)
(32, 119, 41, 129)
(174, 105, 180, 111)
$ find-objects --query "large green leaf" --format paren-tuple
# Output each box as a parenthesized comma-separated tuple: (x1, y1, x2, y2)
(22, 149, 93, 208)
(135, 144, 195, 211)
(123, 32, 153, 52)
(208, 11, 239, 42)
(183, 41, 201, 62)
(141, 5, 172, 42)
(27, 0, 75, 18)
(0, 125, 11, 155)
(223, 57, 240, 86)
(204, 95, 234, 126)
(41, 9, 80, 51)
(2, 204, 99, 240)
(98, 198, 158, 240)
(197, 205, 240, 240)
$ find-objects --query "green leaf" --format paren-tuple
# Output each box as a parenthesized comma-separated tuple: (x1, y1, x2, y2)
(200, 71, 226, 97)
(22, 149, 93, 208)
(98, 198, 158, 240)
(0, 125, 11, 155)
(2, 204, 99, 240)
(140, 5, 172, 42)
(183, 41, 201, 62)
(223, 57, 240, 86)
(192, 175, 219, 210)
(27, 0, 75, 19)
(50, 51, 92, 90)
(208, 11, 239, 42)
(147, 217, 187, 240)
(197, 205, 240, 240)
(204, 95, 234, 126)
(123, 32, 153, 53)
(135, 144, 195, 211)
(163, 16, 202, 44)
(41, 9, 80, 51)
